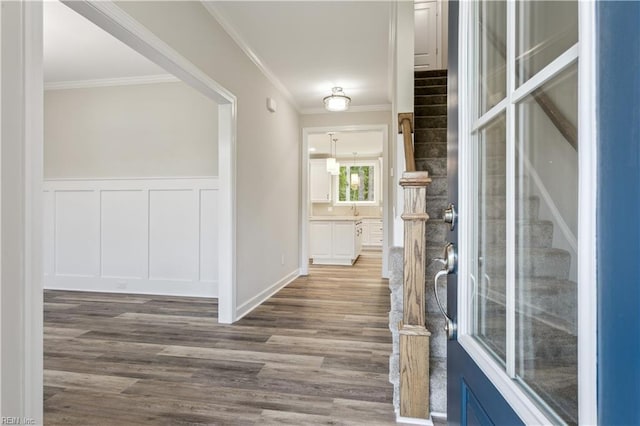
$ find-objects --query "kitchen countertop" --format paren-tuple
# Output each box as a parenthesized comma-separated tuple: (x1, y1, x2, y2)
(309, 216, 382, 221)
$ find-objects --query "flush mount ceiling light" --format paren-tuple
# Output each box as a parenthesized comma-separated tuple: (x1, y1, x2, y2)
(323, 87, 351, 112)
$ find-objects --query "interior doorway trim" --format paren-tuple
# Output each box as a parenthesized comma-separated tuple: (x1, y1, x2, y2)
(9, 1, 239, 419)
(300, 124, 390, 278)
(59, 1, 238, 324)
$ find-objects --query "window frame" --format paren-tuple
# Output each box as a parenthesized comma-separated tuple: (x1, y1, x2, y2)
(333, 160, 380, 206)
(456, 1, 597, 424)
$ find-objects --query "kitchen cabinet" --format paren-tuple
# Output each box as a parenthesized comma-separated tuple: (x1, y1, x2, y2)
(310, 218, 362, 265)
(309, 159, 332, 203)
(362, 219, 383, 247)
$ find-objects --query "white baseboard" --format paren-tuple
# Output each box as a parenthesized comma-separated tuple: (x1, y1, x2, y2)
(235, 269, 300, 320)
(394, 409, 434, 425)
(44, 275, 217, 298)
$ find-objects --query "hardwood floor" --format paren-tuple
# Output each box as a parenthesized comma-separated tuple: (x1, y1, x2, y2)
(44, 251, 404, 425)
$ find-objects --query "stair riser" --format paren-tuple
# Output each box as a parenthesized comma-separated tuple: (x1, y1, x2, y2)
(415, 77, 447, 87)
(426, 196, 449, 220)
(482, 221, 554, 248)
(427, 177, 448, 197)
(416, 105, 447, 117)
(477, 297, 577, 360)
(484, 196, 540, 220)
(415, 128, 447, 143)
(415, 95, 448, 106)
(485, 249, 571, 279)
(416, 158, 447, 177)
(415, 116, 447, 129)
(416, 86, 447, 96)
(415, 142, 447, 160)
(415, 69, 448, 79)
(426, 221, 448, 246)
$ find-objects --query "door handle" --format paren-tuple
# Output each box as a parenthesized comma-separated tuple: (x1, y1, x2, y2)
(431, 242, 457, 339)
(443, 203, 457, 230)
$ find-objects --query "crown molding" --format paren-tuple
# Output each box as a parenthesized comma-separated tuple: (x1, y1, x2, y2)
(300, 104, 392, 115)
(44, 74, 180, 91)
(201, 1, 300, 112)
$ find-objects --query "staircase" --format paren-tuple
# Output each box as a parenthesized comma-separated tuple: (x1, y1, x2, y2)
(411, 69, 578, 424)
(479, 159, 578, 424)
(414, 69, 449, 415)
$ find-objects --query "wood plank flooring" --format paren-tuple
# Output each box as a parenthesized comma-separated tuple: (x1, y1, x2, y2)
(44, 251, 406, 425)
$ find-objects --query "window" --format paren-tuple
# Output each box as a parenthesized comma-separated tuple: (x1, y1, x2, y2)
(458, 0, 583, 423)
(335, 162, 378, 204)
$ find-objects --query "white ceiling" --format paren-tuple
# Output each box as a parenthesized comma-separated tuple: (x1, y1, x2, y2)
(206, 1, 393, 112)
(43, 1, 168, 84)
(43, 1, 393, 113)
(308, 131, 383, 157)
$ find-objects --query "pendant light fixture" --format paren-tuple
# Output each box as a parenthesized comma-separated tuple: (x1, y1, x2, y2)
(326, 133, 340, 175)
(323, 87, 351, 112)
(350, 151, 360, 189)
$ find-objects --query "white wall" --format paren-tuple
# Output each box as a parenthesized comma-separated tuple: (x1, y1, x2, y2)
(43, 178, 219, 297)
(45, 81, 218, 178)
(394, 1, 416, 247)
(114, 1, 301, 317)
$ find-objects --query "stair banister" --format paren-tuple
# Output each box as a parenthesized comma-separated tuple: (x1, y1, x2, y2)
(399, 112, 416, 172)
(397, 111, 431, 420)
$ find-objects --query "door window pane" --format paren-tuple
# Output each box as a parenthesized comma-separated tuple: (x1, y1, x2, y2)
(516, 1, 578, 85)
(472, 113, 507, 364)
(477, 1, 507, 115)
(515, 64, 578, 424)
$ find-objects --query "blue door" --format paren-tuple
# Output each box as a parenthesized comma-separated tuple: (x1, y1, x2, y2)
(443, 1, 588, 424)
(596, 2, 640, 424)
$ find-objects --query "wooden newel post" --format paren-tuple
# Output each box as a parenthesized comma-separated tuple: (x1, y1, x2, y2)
(399, 171, 432, 419)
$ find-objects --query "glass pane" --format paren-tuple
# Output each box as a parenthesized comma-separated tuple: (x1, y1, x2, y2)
(516, 1, 578, 85)
(472, 113, 506, 364)
(339, 165, 375, 202)
(477, 1, 507, 115)
(515, 64, 578, 424)
(338, 166, 347, 201)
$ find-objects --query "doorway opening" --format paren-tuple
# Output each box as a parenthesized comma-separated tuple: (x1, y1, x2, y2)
(301, 125, 389, 278)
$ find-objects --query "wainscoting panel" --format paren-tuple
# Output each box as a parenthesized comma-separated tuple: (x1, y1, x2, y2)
(101, 190, 147, 279)
(55, 190, 101, 277)
(199, 189, 218, 283)
(43, 178, 219, 297)
(149, 189, 198, 282)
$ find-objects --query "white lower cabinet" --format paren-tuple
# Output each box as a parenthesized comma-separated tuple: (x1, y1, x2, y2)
(362, 219, 383, 247)
(310, 219, 363, 265)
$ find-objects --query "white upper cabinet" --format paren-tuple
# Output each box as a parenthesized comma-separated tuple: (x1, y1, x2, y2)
(309, 159, 332, 203)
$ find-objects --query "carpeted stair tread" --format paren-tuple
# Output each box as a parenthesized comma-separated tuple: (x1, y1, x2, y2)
(415, 69, 448, 78)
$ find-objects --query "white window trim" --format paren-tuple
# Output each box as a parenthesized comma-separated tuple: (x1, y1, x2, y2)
(457, 1, 597, 424)
(333, 160, 380, 206)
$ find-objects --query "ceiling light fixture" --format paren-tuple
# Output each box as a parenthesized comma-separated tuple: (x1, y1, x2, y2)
(323, 87, 351, 112)
(326, 133, 340, 175)
(350, 152, 360, 189)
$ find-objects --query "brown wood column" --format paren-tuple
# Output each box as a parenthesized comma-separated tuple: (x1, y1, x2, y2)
(399, 171, 431, 419)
